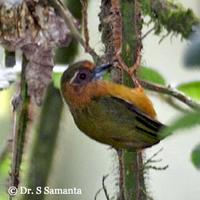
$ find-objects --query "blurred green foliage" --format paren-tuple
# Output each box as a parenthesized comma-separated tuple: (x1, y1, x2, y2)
(138, 66, 166, 85)
(177, 81, 200, 101)
(23, 84, 63, 200)
(162, 111, 200, 137)
(0, 1, 200, 200)
(141, 0, 199, 38)
(55, 40, 79, 64)
(0, 157, 10, 199)
(0, 89, 12, 199)
(53, 72, 63, 89)
(191, 143, 200, 170)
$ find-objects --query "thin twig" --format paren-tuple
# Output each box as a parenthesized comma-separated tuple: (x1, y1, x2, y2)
(144, 148, 163, 166)
(143, 148, 168, 172)
(145, 165, 169, 171)
(94, 188, 103, 200)
(141, 26, 156, 40)
(49, 0, 99, 62)
(159, 32, 170, 44)
(10, 108, 18, 192)
(9, 55, 30, 193)
(117, 150, 125, 200)
(141, 188, 154, 200)
(81, 0, 90, 51)
(102, 174, 110, 200)
(139, 79, 200, 110)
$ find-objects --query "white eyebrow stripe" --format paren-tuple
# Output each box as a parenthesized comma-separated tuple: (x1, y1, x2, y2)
(69, 70, 79, 84)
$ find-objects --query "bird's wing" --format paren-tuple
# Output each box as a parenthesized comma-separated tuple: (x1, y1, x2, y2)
(93, 96, 165, 138)
(111, 97, 165, 136)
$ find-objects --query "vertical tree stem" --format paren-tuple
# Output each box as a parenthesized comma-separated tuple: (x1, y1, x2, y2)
(120, 0, 146, 199)
(100, 0, 146, 199)
(99, 0, 146, 200)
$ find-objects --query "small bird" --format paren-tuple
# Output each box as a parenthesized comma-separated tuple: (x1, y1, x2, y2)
(61, 60, 165, 150)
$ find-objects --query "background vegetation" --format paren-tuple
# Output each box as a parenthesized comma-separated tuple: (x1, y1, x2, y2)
(0, 0, 200, 200)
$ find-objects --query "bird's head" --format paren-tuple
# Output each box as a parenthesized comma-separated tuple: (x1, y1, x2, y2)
(61, 60, 112, 107)
(61, 60, 112, 87)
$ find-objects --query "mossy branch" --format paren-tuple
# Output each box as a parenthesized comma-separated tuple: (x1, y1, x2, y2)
(100, 0, 147, 199)
(120, 1, 146, 199)
(22, 83, 63, 200)
(141, 0, 199, 38)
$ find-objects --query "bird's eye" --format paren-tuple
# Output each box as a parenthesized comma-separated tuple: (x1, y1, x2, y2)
(79, 73, 87, 80)
(70, 69, 92, 85)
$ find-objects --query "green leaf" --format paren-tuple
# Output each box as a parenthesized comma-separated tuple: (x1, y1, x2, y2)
(191, 144, 200, 170)
(137, 66, 166, 85)
(52, 72, 62, 89)
(177, 81, 200, 101)
(161, 111, 200, 137)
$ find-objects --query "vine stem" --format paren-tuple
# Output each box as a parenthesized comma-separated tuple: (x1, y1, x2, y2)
(9, 55, 30, 198)
(117, 150, 125, 200)
(49, 0, 100, 62)
(80, 0, 90, 51)
(139, 79, 200, 110)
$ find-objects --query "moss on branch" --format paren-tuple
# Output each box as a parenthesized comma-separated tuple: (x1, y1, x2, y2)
(141, 0, 199, 38)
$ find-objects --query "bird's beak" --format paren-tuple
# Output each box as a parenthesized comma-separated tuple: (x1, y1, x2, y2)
(93, 63, 112, 79)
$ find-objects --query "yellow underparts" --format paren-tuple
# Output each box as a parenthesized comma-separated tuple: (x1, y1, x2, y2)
(63, 81, 157, 119)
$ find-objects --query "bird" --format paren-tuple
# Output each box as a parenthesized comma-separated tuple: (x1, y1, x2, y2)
(61, 60, 165, 150)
